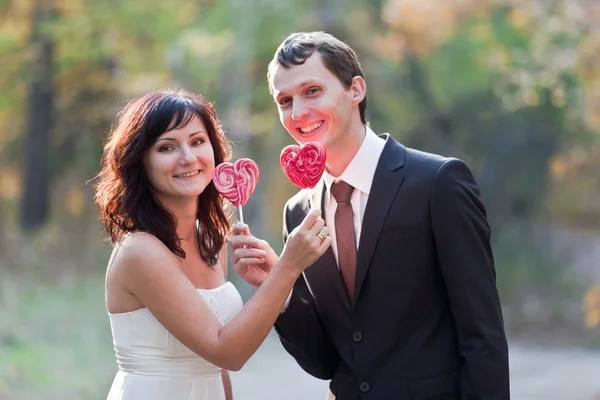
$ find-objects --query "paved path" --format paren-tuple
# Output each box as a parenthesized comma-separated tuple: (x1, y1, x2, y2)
(231, 332, 600, 400)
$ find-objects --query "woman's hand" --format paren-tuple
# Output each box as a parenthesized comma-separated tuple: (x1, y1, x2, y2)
(278, 209, 332, 275)
(229, 223, 279, 287)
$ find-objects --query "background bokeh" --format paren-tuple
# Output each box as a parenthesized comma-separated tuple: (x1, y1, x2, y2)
(1, 0, 599, 398)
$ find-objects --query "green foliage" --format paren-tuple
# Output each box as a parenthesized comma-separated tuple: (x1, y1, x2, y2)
(0, 5, 598, 396)
(0, 273, 115, 399)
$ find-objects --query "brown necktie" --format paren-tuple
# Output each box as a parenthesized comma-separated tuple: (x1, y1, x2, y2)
(331, 181, 357, 300)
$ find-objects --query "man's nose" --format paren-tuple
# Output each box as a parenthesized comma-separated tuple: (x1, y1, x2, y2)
(291, 100, 309, 120)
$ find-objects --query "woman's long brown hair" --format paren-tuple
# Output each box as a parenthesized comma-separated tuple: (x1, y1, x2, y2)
(94, 90, 231, 265)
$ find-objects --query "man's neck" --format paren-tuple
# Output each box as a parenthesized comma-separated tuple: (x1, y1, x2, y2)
(325, 124, 366, 177)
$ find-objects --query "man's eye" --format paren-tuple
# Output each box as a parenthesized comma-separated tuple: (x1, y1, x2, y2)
(307, 87, 320, 95)
(279, 98, 291, 106)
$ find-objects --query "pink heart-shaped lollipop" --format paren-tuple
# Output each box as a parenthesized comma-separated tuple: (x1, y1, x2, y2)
(213, 158, 259, 206)
(280, 142, 326, 189)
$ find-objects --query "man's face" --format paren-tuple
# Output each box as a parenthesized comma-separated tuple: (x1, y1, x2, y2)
(270, 53, 357, 152)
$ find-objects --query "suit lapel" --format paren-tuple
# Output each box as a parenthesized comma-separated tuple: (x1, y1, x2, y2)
(305, 179, 352, 311)
(353, 136, 406, 304)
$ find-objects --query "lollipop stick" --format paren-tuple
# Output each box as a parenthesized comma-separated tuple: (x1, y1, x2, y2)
(238, 205, 244, 224)
(238, 205, 247, 249)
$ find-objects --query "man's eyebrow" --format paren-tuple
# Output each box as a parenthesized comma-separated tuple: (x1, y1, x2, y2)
(276, 81, 318, 99)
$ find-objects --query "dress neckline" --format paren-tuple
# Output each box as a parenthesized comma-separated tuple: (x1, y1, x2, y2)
(108, 282, 233, 316)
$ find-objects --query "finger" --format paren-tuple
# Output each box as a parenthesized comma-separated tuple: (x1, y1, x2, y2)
(299, 208, 321, 230)
(238, 257, 266, 265)
(232, 263, 246, 275)
(319, 235, 333, 251)
(234, 248, 267, 260)
(229, 234, 262, 249)
(232, 222, 251, 236)
(316, 226, 329, 241)
(308, 218, 325, 235)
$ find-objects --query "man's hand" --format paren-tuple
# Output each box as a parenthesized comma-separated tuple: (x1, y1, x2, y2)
(229, 222, 279, 287)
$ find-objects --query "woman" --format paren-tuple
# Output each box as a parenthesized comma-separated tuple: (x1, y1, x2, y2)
(94, 90, 331, 400)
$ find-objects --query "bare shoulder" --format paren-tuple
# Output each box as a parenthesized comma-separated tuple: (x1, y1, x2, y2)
(112, 233, 181, 287)
(116, 232, 170, 263)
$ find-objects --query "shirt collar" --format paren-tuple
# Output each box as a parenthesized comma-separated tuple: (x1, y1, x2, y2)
(323, 126, 386, 196)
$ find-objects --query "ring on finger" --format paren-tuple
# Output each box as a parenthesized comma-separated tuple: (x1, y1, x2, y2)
(317, 232, 325, 241)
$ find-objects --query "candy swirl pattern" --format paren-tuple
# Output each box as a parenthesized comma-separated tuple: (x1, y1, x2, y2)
(280, 142, 326, 189)
(213, 158, 259, 207)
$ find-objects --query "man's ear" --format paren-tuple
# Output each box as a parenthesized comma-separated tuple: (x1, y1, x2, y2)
(350, 76, 366, 105)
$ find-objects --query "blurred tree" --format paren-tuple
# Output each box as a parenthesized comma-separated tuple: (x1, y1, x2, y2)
(377, 0, 600, 227)
(21, 0, 55, 230)
(0, 0, 216, 231)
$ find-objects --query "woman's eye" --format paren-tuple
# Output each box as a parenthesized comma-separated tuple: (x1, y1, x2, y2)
(158, 145, 174, 152)
(192, 138, 205, 146)
(307, 87, 320, 95)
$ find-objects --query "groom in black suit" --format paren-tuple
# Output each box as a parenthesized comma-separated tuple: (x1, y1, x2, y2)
(230, 31, 509, 399)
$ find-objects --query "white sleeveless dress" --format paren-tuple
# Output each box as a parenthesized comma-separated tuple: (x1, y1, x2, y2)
(105, 241, 243, 400)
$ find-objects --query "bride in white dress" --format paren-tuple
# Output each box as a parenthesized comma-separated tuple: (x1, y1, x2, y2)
(94, 90, 332, 400)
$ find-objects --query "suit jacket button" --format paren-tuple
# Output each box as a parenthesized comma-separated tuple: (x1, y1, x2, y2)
(353, 332, 363, 342)
(359, 382, 370, 392)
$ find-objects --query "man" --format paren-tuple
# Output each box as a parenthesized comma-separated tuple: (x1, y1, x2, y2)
(230, 31, 509, 399)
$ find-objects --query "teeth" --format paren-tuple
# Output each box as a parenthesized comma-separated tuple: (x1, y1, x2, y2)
(176, 170, 199, 178)
(300, 121, 323, 134)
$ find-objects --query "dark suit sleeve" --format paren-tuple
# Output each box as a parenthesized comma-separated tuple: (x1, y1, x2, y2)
(274, 201, 340, 380)
(431, 159, 510, 399)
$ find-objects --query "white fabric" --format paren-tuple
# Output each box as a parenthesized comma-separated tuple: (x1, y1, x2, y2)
(322, 126, 386, 265)
(106, 282, 243, 399)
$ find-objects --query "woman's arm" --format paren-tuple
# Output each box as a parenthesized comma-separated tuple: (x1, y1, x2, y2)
(116, 209, 331, 371)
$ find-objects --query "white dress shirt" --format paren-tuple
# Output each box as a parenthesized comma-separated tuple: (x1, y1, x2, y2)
(322, 126, 386, 266)
(281, 127, 386, 311)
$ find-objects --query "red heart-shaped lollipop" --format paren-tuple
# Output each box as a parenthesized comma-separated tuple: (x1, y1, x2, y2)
(213, 158, 259, 207)
(280, 142, 326, 189)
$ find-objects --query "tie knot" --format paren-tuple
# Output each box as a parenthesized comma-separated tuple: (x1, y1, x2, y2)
(331, 181, 354, 203)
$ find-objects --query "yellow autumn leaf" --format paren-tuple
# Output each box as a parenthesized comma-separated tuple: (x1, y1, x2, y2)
(0, 167, 21, 200)
(65, 185, 85, 217)
(507, 8, 531, 30)
(584, 285, 600, 328)
(57, 0, 84, 15)
(549, 156, 567, 180)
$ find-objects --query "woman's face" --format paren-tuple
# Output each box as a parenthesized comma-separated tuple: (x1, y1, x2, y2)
(143, 114, 215, 206)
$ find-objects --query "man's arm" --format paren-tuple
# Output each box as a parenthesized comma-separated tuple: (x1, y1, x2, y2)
(274, 201, 340, 380)
(431, 159, 510, 399)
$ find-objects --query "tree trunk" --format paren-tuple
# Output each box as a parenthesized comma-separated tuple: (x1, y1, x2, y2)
(21, 3, 54, 231)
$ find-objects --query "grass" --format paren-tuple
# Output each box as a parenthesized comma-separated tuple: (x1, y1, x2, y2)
(0, 273, 117, 400)
(0, 215, 118, 400)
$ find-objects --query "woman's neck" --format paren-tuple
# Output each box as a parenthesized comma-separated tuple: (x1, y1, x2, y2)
(163, 199, 199, 243)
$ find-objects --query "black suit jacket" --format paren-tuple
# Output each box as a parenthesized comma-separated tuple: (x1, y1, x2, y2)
(275, 135, 510, 399)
